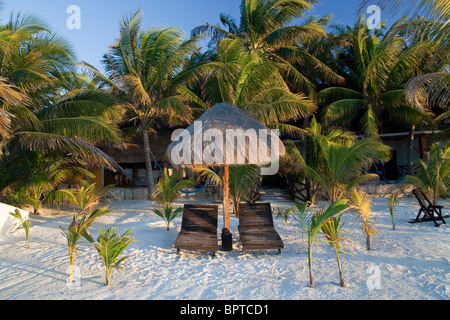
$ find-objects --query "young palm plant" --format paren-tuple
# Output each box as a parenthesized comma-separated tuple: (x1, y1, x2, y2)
(151, 168, 194, 230)
(92, 227, 134, 286)
(350, 188, 378, 250)
(61, 206, 113, 284)
(388, 190, 399, 230)
(9, 209, 31, 249)
(321, 214, 352, 287)
(0, 153, 94, 214)
(293, 199, 352, 288)
(405, 142, 450, 206)
(285, 118, 391, 202)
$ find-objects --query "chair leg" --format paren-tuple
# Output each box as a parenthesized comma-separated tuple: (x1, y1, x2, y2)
(176, 249, 180, 255)
(413, 209, 424, 223)
(435, 208, 446, 225)
(277, 249, 281, 255)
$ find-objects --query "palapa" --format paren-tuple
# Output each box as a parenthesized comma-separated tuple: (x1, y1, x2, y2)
(167, 103, 286, 251)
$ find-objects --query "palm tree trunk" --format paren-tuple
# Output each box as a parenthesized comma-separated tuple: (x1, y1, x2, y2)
(407, 125, 415, 175)
(366, 235, 372, 250)
(336, 253, 346, 287)
(308, 248, 314, 288)
(142, 129, 156, 197)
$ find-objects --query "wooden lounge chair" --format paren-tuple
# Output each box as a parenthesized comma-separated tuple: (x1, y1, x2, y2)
(174, 204, 218, 256)
(410, 189, 447, 227)
(238, 203, 284, 255)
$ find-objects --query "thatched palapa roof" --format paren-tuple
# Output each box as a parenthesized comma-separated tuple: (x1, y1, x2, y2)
(167, 103, 286, 168)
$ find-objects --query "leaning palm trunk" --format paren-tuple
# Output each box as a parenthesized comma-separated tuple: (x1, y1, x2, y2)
(143, 130, 156, 196)
(407, 125, 416, 175)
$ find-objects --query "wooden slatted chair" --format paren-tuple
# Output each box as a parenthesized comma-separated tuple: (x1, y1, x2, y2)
(174, 204, 218, 256)
(411, 189, 447, 227)
(238, 203, 284, 255)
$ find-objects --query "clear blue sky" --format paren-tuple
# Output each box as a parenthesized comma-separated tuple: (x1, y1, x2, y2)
(1, 0, 388, 71)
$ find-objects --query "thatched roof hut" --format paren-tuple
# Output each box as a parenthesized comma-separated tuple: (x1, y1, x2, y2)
(167, 102, 286, 167)
(167, 102, 286, 251)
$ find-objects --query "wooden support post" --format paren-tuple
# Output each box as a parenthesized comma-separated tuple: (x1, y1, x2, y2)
(221, 165, 233, 251)
(223, 165, 230, 231)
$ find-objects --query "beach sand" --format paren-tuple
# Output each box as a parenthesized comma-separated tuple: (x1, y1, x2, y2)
(0, 195, 449, 300)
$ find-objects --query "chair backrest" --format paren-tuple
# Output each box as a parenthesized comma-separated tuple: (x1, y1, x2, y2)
(181, 204, 218, 233)
(238, 203, 274, 228)
(412, 189, 428, 208)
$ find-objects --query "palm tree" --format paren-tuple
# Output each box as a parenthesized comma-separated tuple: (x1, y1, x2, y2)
(358, 2, 449, 133)
(97, 9, 202, 195)
(358, 0, 450, 24)
(0, 10, 125, 208)
(182, 37, 317, 136)
(350, 188, 378, 250)
(151, 168, 194, 230)
(318, 16, 436, 139)
(192, 0, 342, 95)
(285, 117, 392, 202)
(0, 10, 124, 173)
(321, 214, 352, 287)
(405, 142, 450, 205)
(192, 0, 344, 101)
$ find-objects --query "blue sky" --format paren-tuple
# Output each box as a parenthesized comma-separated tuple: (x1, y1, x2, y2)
(2, 0, 379, 71)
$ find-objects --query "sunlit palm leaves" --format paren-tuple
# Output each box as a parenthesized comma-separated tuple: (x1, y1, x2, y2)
(405, 142, 450, 205)
(318, 16, 438, 137)
(293, 199, 352, 288)
(0, 11, 124, 172)
(192, 0, 343, 104)
(93, 227, 134, 286)
(285, 117, 391, 202)
(187, 37, 317, 137)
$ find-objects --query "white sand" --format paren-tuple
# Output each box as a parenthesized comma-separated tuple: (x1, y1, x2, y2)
(0, 195, 449, 300)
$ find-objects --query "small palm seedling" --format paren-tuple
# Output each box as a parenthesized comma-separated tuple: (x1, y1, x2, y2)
(388, 190, 399, 230)
(293, 199, 351, 288)
(61, 206, 112, 284)
(152, 168, 194, 230)
(9, 209, 31, 249)
(276, 207, 294, 226)
(92, 227, 134, 286)
(321, 214, 352, 287)
(152, 203, 183, 231)
(350, 189, 378, 250)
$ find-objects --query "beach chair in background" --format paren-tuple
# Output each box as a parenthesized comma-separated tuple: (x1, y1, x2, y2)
(237, 203, 284, 255)
(410, 189, 447, 227)
(174, 204, 218, 256)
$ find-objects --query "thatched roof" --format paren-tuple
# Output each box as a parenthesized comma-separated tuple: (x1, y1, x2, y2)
(167, 103, 286, 167)
(101, 129, 174, 164)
